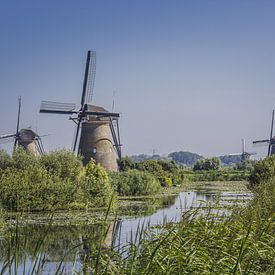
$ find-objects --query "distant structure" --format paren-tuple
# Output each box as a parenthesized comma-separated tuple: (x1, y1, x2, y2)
(228, 138, 256, 161)
(253, 110, 275, 156)
(0, 97, 44, 155)
(40, 51, 121, 171)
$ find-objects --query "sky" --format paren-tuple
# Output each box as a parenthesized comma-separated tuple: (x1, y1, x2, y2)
(0, 0, 274, 158)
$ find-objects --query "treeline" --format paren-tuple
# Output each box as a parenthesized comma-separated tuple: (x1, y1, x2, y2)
(121, 156, 252, 182)
(129, 151, 251, 166)
(118, 157, 186, 187)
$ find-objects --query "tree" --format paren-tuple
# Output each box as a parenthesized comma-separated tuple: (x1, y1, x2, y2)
(248, 155, 275, 188)
(193, 157, 221, 171)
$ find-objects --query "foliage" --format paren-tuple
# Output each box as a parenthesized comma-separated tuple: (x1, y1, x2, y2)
(130, 154, 163, 162)
(0, 149, 114, 211)
(78, 160, 114, 208)
(102, 180, 273, 274)
(168, 151, 203, 166)
(11, 147, 40, 170)
(186, 169, 249, 181)
(40, 149, 83, 182)
(118, 157, 186, 187)
(219, 154, 242, 165)
(193, 157, 221, 171)
(118, 156, 136, 171)
(0, 149, 12, 170)
(248, 155, 275, 188)
(0, 167, 76, 211)
(109, 170, 161, 196)
(234, 159, 256, 171)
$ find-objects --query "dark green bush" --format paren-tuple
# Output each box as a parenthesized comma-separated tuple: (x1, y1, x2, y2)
(0, 167, 76, 211)
(77, 160, 114, 208)
(193, 157, 221, 171)
(110, 170, 161, 196)
(0, 149, 114, 211)
(11, 147, 40, 170)
(249, 155, 275, 188)
(0, 149, 12, 170)
(39, 149, 83, 182)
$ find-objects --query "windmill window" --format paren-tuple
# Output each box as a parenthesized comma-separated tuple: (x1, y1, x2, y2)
(92, 147, 97, 154)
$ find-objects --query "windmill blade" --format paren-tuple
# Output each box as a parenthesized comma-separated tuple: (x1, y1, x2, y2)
(14, 96, 22, 150)
(16, 96, 21, 135)
(72, 120, 82, 153)
(81, 51, 96, 107)
(0, 133, 16, 140)
(40, 101, 76, 115)
(252, 139, 270, 145)
(85, 111, 120, 118)
(85, 51, 96, 104)
(242, 138, 245, 154)
(268, 109, 274, 156)
(247, 152, 257, 156)
(0, 136, 15, 144)
(36, 137, 45, 155)
(109, 118, 122, 159)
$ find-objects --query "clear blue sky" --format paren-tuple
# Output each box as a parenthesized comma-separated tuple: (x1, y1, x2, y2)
(0, 0, 274, 158)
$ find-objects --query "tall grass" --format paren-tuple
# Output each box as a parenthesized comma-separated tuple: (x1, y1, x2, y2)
(112, 180, 274, 274)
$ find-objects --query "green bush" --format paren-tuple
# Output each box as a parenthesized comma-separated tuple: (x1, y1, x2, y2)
(39, 149, 83, 182)
(0, 149, 115, 211)
(110, 170, 161, 196)
(193, 157, 221, 171)
(78, 160, 114, 208)
(249, 155, 275, 188)
(0, 149, 12, 170)
(0, 167, 76, 211)
(11, 147, 40, 170)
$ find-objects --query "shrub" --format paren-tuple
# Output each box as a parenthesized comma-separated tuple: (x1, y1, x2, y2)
(39, 149, 83, 182)
(0, 149, 12, 170)
(249, 155, 275, 188)
(11, 147, 40, 170)
(0, 167, 76, 211)
(193, 157, 221, 171)
(78, 160, 114, 208)
(110, 170, 161, 196)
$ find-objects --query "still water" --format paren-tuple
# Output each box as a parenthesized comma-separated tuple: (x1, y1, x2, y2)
(0, 183, 252, 274)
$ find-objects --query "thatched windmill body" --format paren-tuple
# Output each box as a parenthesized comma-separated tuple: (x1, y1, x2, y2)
(40, 51, 121, 171)
(0, 97, 45, 155)
(253, 110, 275, 156)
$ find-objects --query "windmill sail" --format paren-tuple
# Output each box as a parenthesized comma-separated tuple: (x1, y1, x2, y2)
(253, 109, 275, 156)
(40, 101, 76, 114)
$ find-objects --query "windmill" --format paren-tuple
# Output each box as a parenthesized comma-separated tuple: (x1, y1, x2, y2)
(228, 138, 256, 162)
(253, 110, 275, 156)
(0, 97, 45, 155)
(39, 51, 122, 171)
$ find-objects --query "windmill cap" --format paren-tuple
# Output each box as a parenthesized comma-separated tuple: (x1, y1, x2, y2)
(19, 129, 38, 141)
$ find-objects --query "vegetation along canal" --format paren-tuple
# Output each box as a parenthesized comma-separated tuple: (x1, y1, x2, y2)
(0, 181, 252, 273)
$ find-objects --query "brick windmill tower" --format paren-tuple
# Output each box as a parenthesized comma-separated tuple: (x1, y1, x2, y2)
(40, 51, 121, 171)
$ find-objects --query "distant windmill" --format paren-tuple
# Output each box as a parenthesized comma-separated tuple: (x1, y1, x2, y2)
(253, 110, 275, 156)
(228, 138, 256, 162)
(0, 97, 45, 155)
(39, 51, 121, 171)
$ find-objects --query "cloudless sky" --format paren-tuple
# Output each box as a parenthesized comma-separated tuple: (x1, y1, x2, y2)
(0, 0, 274, 158)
